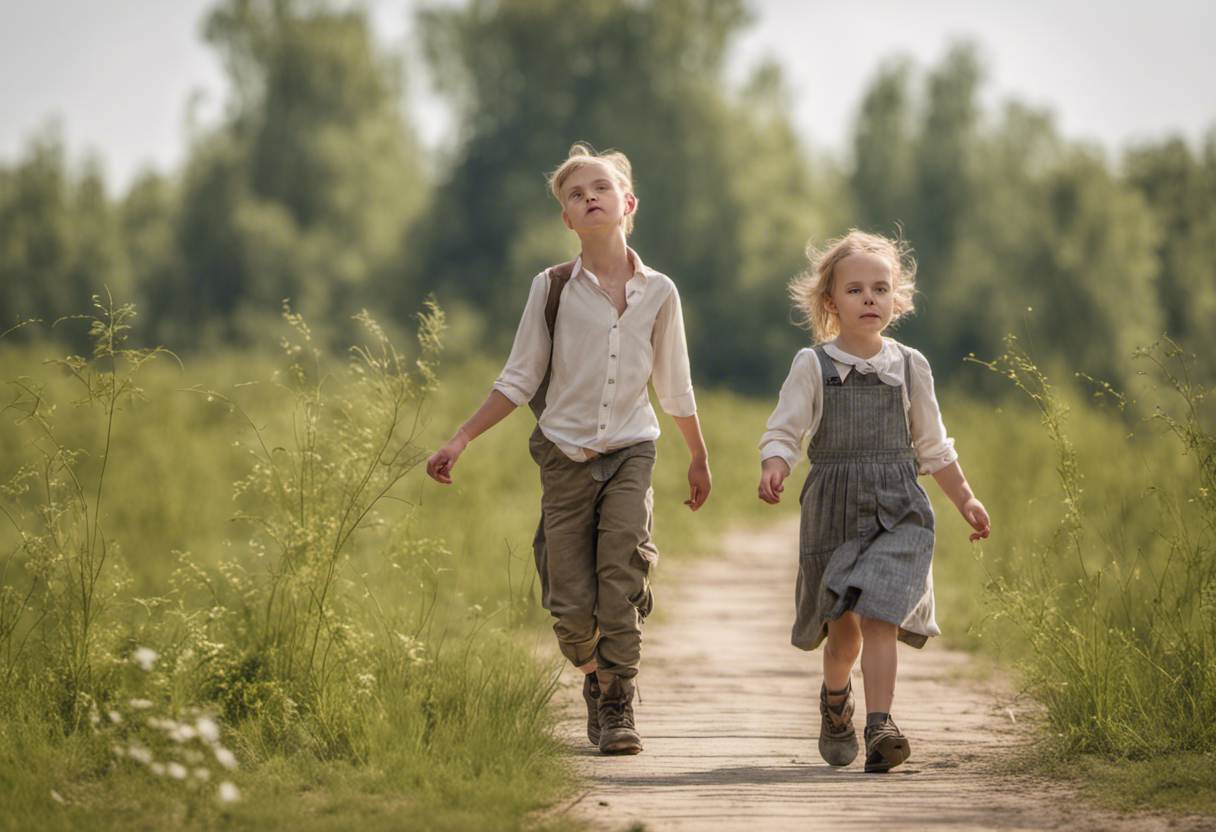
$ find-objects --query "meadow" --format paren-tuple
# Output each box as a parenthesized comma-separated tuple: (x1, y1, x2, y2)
(0, 301, 1212, 827)
(0, 299, 780, 830)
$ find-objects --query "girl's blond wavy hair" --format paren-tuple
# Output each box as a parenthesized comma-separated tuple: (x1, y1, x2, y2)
(789, 229, 917, 343)
(547, 142, 636, 235)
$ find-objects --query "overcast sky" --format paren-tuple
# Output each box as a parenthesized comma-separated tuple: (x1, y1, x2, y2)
(2, 0, 1214, 193)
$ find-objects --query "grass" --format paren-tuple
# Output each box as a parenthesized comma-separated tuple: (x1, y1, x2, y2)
(1049, 754, 1216, 816)
(928, 337, 1216, 816)
(2, 298, 1213, 822)
(0, 299, 576, 830)
(0, 297, 784, 830)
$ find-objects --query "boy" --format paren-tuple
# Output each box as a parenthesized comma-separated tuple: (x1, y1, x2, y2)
(426, 143, 711, 755)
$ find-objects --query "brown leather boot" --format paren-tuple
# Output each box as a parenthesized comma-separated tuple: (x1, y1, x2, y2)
(863, 716, 911, 773)
(596, 674, 642, 755)
(818, 681, 859, 766)
(582, 672, 601, 746)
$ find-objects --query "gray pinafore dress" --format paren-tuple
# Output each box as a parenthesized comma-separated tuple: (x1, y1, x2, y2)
(792, 344, 939, 651)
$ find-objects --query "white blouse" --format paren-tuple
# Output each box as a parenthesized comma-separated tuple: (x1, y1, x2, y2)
(759, 338, 958, 476)
(494, 249, 696, 462)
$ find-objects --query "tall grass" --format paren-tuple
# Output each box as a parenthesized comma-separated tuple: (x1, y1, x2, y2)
(0, 298, 571, 830)
(963, 336, 1215, 758)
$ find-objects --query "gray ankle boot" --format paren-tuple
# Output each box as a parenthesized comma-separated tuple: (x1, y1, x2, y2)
(818, 681, 859, 766)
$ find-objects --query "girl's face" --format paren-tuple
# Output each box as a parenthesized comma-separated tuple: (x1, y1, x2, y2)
(826, 252, 896, 337)
(560, 160, 636, 236)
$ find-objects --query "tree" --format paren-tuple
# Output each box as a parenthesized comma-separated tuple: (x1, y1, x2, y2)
(155, 0, 427, 345)
(1123, 133, 1216, 372)
(404, 0, 823, 390)
(0, 129, 129, 337)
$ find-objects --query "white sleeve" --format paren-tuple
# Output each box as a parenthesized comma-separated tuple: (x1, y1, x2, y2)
(906, 348, 959, 475)
(650, 283, 697, 417)
(759, 350, 821, 472)
(492, 273, 552, 406)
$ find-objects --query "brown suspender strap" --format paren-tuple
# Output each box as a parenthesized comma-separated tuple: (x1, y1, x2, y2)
(528, 259, 576, 419)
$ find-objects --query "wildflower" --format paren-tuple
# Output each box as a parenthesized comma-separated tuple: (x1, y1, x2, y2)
(107, 710, 123, 725)
(128, 698, 154, 710)
(132, 646, 159, 671)
(150, 762, 166, 777)
(196, 716, 220, 744)
(170, 724, 197, 743)
(193, 767, 212, 782)
(214, 746, 238, 770)
(167, 762, 188, 780)
(217, 781, 241, 804)
(128, 745, 153, 765)
(50, 789, 65, 804)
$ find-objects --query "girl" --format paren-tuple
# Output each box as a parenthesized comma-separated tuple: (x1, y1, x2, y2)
(757, 230, 989, 773)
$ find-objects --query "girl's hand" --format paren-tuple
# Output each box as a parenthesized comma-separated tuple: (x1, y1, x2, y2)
(685, 457, 712, 511)
(426, 434, 468, 485)
(961, 497, 990, 541)
(758, 457, 790, 504)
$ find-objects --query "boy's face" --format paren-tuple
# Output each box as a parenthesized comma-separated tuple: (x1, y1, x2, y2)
(826, 252, 896, 336)
(560, 160, 636, 236)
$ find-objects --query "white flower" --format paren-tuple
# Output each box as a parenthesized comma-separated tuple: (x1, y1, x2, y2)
(170, 724, 197, 743)
(196, 716, 220, 744)
(214, 747, 238, 770)
(50, 789, 65, 804)
(132, 647, 159, 671)
(167, 762, 188, 780)
(149, 762, 166, 777)
(193, 767, 211, 782)
(128, 698, 154, 710)
(217, 781, 241, 804)
(127, 745, 153, 765)
(107, 710, 123, 725)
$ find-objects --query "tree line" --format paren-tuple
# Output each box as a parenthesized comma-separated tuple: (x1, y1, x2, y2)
(1, 0, 1212, 393)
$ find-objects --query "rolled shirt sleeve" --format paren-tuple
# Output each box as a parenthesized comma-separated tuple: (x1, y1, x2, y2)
(759, 349, 820, 473)
(650, 285, 697, 417)
(492, 272, 552, 406)
(906, 348, 959, 475)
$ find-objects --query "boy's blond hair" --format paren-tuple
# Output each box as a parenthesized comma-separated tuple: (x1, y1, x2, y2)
(789, 229, 917, 343)
(547, 142, 636, 235)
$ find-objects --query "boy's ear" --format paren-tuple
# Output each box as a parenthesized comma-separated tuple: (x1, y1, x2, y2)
(561, 209, 574, 230)
(624, 192, 638, 216)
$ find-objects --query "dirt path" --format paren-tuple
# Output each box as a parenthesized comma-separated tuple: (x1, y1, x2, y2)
(546, 520, 1206, 832)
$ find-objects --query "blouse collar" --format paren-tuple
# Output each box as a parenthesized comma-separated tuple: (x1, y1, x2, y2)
(823, 338, 905, 387)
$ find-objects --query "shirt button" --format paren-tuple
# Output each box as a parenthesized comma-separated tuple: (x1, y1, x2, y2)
(608, 379, 615, 384)
(599, 424, 606, 429)
(603, 403, 608, 407)
(612, 324, 617, 329)
(610, 354, 616, 359)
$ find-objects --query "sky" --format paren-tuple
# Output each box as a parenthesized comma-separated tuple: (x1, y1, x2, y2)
(2, 0, 1214, 193)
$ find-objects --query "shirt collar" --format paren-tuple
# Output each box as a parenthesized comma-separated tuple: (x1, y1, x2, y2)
(823, 338, 905, 387)
(572, 246, 651, 283)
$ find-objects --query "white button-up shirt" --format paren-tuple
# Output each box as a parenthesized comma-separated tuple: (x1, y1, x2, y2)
(759, 338, 958, 476)
(494, 249, 696, 462)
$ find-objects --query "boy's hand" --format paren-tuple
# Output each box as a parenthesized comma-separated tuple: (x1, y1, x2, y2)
(961, 497, 990, 541)
(426, 434, 468, 485)
(685, 457, 712, 511)
(758, 457, 790, 504)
